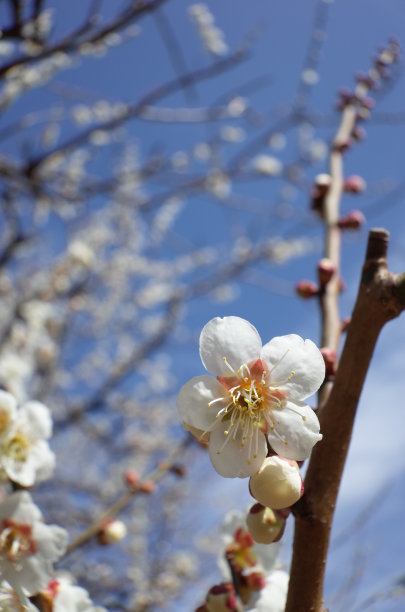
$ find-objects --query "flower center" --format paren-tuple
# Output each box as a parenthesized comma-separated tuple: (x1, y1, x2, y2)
(207, 356, 295, 461)
(0, 519, 36, 568)
(3, 432, 30, 462)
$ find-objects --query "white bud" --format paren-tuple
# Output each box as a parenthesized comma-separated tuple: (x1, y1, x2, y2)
(249, 456, 303, 509)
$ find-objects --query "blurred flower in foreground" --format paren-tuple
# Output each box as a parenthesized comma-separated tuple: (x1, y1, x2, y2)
(0, 391, 55, 487)
(218, 509, 288, 612)
(177, 317, 324, 477)
(0, 491, 67, 596)
(41, 573, 108, 611)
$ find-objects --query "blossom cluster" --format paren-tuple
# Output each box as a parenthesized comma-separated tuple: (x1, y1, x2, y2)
(196, 510, 289, 612)
(0, 389, 109, 611)
(177, 316, 325, 562)
(0, 391, 54, 487)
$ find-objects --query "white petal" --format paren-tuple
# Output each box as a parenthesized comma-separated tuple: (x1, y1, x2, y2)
(208, 424, 267, 478)
(261, 334, 324, 401)
(266, 401, 322, 461)
(34, 522, 68, 561)
(249, 569, 289, 612)
(199, 316, 262, 375)
(177, 375, 228, 431)
(19, 401, 52, 439)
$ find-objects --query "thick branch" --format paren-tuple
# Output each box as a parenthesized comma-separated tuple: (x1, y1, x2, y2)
(285, 229, 405, 612)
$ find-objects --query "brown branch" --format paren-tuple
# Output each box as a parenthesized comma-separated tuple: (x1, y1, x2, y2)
(318, 81, 369, 411)
(285, 228, 405, 612)
(65, 434, 192, 554)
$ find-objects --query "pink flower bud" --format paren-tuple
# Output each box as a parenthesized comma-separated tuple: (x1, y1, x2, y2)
(249, 456, 303, 510)
(246, 503, 286, 544)
(352, 125, 367, 141)
(296, 280, 319, 299)
(356, 107, 371, 121)
(124, 469, 140, 489)
(338, 209, 365, 230)
(317, 258, 336, 286)
(360, 96, 375, 110)
(98, 519, 127, 545)
(139, 480, 156, 494)
(343, 175, 366, 194)
(355, 72, 377, 89)
(206, 584, 237, 612)
(320, 347, 337, 376)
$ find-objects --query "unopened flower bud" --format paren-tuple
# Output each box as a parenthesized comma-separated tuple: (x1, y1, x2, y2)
(356, 106, 371, 121)
(320, 347, 337, 376)
(246, 503, 286, 544)
(98, 519, 127, 545)
(314, 173, 331, 195)
(338, 209, 365, 230)
(249, 456, 303, 510)
(139, 480, 156, 493)
(296, 280, 319, 299)
(124, 469, 140, 489)
(360, 96, 375, 110)
(343, 175, 366, 193)
(352, 125, 367, 141)
(355, 71, 377, 89)
(317, 258, 336, 286)
(206, 583, 237, 612)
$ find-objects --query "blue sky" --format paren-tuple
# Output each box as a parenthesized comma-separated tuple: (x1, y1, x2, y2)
(1, 0, 404, 609)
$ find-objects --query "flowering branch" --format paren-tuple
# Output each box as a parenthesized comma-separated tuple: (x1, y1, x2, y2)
(65, 434, 192, 554)
(286, 228, 405, 612)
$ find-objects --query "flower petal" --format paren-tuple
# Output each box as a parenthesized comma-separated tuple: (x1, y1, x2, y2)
(19, 401, 52, 439)
(177, 375, 228, 432)
(199, 316, 262, 375)
(208, 424, 267, 478)
(261, 334, 325, 401)
(266, 401, 322, 461)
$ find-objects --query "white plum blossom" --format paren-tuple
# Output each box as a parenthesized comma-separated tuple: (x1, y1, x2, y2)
(0, 397, 55, 487)
(218, 509, 288, 612)
(41, 573, 108, 611)
(0, 491, 68, 597)
(219, 509, 282, 579)
(0, 580, 38, 610)
(177, 316, 324, 478)
(246, 569, 289, 612)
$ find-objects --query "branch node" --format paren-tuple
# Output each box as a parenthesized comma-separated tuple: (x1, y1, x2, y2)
(365, 227, 389, 262)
